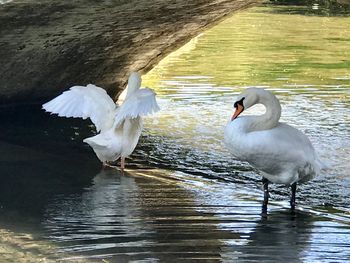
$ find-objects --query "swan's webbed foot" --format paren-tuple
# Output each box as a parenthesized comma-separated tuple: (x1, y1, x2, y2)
(261, 177, 269, 216)
(102, 162, 119, 169)
(290, 182, 297, 213)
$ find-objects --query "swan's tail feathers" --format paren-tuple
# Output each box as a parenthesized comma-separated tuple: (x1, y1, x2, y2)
(83, 135, 109, 148)
(304, 157, 330, 183)
(83, 134, 121, 163)
(42, 85, 117, 132)
(298, 157, 329, 183)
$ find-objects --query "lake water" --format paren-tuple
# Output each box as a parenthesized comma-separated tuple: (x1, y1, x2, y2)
(0, 2, 350, 262)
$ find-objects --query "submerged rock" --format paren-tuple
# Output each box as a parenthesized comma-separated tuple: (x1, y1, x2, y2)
(0, 0, 259, 107)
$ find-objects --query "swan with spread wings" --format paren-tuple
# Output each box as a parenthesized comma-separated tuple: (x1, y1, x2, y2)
(43, 72, 160, 170)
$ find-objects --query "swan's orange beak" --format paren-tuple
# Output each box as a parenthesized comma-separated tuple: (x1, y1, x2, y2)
(231, 104, 244, 121)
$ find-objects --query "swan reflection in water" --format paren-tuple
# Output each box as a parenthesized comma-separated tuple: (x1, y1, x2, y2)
(43, 169, 237, 261)
(220, 211, 313, 262)
(44, 169, 146, 241)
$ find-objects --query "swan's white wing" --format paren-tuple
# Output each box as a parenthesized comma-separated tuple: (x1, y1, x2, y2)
(42, 84, 117, 132)
(114, 87, 160, 126)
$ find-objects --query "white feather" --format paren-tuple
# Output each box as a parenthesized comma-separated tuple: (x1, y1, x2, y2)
(42, 84, 117, 132)
(114, 88, 160, 127)
(83, 129, 123, 162)
(42, 72, 160, 166)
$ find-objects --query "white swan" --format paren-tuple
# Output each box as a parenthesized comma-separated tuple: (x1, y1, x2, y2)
(224, 88, 325, 213)
(43, 72, 160, 170)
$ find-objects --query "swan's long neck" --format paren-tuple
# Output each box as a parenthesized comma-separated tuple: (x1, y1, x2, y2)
(125, 72, 141, 100)
(247, 90, 281, 131)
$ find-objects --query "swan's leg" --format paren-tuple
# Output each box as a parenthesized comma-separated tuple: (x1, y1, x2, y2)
(262, 177, 269, 215)
(290, 182, 297, 212)
(120, 157, 125, 172)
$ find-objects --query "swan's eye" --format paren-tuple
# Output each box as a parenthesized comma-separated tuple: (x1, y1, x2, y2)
(234, 97, 245, 108)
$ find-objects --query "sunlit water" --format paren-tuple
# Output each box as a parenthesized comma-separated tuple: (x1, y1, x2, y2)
(141, 4, 350, 207)
(0, 0, 13, 4)
(0, 3, 350, 262)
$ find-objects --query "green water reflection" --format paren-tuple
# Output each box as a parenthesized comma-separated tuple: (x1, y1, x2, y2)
(143, 5, 350, 99)
(140, 3, 350, 209)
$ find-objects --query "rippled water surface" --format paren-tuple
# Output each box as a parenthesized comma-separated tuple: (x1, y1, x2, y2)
(0, 3, 350, 263)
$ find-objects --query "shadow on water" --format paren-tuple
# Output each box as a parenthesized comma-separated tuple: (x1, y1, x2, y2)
(0, 106, 100, 230)
(0, 142, 99, 231)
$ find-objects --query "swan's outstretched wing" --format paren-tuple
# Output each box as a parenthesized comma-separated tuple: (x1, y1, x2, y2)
(42, 84, 117, 132)
(114, 88, 160, 126)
